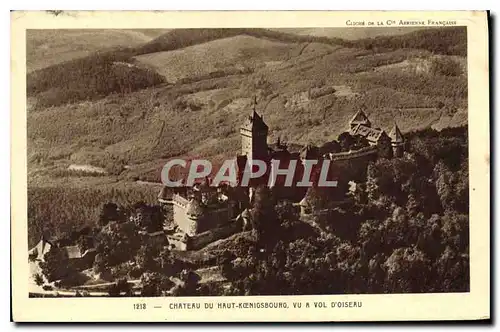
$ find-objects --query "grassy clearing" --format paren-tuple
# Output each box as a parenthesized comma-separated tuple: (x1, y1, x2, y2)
(134, 35, 297, 82)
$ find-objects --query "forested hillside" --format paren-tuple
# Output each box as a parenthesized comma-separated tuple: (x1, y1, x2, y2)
(211, 126, 469, 295)
(27, 27, 469, 258)
(348, 26, 467, 56)
(27, 27, 466, 107)
(27, 53, 165, 107)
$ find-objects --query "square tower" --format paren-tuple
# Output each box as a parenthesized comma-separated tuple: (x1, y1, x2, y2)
(240, 109, 269, 161)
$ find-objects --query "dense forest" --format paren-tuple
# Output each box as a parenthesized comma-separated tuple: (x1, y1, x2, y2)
(138, 27, 466, 57)
(34, 125, 467, 296)
(27, 185, 160, 248)
(209, 125, 469, 295)
(348, 27, 467, 56)
(27, 53, 165, 107)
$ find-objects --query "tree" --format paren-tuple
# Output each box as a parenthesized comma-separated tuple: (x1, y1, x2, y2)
(306, 186, 330, 211)
(39, 248, 73, 282)
(147, 205, 165, 233)
(384, 247, 430, 293)
(96, 221, 141, 266)
(405, 194, 419, 217)
(33, 273, 44, 286)
(430, 57, 462, 77)
(441, 211, 469, 252)
(433, 246, 469, 292)
(319, 140, 340, 155)
(217, 250, 236, 280)
(130, 201, 149, 228)
(108, 283, 121, 297)
(98, 202, 120, 227)
(250, 185, 278, 248)
(77, 235, 93, 254)
(359, 221, 383, 258)
(136, 243, 159, 272)
(434, 160, 468, 213)
(276, 200, 299, 226)
(177, 270, 201, 296)
(242, 75, 273, 100)
(109, 277, 132, 296)
(140, 272, 174, 296)
(366, 162, 380, 202)
(338, 132, 355, 152)
(93, 253, 109, 275)
(29, 252, 38, 263)
(159, 248, 182, 277)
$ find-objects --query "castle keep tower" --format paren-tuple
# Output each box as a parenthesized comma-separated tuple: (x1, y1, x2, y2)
(389, 123, 405, 157)
(240, 103, 269, 161)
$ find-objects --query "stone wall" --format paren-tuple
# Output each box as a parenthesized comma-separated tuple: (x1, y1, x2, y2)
(188, 219, 243, 251)
(173, 203, 197, 236)
(327, 146, 378, 184)
(67, 250, 97, 272)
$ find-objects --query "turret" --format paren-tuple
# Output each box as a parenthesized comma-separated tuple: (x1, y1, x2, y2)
(388, 123, 404, 157)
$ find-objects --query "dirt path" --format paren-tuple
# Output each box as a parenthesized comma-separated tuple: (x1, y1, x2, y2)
(68, 164, 107, 174)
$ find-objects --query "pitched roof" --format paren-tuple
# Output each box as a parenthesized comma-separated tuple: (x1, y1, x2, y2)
(349, 109, 371, 127)
(388, 123, 404, 143)
(350, 124, 385, 143)
(29, 237, 53, 260)
(63, 245, 83, 259)
(240, 110, 269, 132)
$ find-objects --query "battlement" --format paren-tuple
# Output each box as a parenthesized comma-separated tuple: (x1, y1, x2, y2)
(166, 193, 189, 208)
(325, 145, 378, 161)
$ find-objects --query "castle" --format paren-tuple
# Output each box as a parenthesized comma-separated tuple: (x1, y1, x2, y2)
(158, 104, 405, 250)
(348, 109, 405, 158)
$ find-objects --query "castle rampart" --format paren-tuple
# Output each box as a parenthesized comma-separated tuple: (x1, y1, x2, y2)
(325, 145, 378, 161)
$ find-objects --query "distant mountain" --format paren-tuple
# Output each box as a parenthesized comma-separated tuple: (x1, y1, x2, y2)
(134, 28, 347, 55)
(134, 35, 303, 83)
(27, 26, 467, 184)
(27, 53, 165, 108)
(26, 29, 168, 72)
(274, 27, 428, 40)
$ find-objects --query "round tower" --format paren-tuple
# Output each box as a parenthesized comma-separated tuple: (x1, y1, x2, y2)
(388, 123, 404, 157)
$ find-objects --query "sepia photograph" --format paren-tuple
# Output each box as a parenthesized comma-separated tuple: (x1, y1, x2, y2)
(26, 24, 470, 298)
(11, 10, 490, 322)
